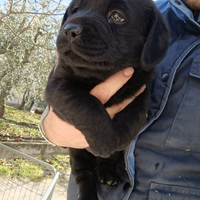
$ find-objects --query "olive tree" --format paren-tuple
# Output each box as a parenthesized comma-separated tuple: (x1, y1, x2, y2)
(0, 0, 67, 117)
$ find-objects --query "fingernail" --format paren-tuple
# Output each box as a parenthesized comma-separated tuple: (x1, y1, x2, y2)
(141, 85, 146, 90)
(123, 67, 134, 76)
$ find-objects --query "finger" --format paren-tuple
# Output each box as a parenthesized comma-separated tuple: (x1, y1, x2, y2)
(134, 84, 146, 97)
(90, 67, 134, 104)
(106, 85, 146, 119)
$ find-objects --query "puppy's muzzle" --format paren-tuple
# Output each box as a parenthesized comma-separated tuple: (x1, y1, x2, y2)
(64, 24, 82, 43)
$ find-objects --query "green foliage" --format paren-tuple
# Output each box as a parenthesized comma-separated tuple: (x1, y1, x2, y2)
(0, 105, 71, 181)
(38, 154, 71, 172)
(0, 158, 45, 181)
(0, 1, 71, 181)
(0, 105, 41, 138)
(0, 155, 71, 182)
(0, 154, 71, 181)
(0, 0, 67, 115)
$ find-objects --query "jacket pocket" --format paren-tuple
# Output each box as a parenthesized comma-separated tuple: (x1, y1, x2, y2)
(149, 182, 200, 200)
(165, 55, 200, 153)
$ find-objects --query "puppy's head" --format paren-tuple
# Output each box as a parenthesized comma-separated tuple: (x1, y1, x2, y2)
(57, 0, 169, 77)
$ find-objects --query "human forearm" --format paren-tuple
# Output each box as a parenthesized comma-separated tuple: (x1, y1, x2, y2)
(40, 67, 145, 149)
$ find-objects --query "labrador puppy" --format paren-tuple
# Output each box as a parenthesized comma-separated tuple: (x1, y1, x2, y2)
(45, 0, 169, 199)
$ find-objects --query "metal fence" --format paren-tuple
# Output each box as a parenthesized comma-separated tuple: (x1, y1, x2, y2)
(0, 143, 59, 200)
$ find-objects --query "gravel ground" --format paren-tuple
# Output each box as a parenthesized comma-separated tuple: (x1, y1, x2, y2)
(52, 171, 70, 200)
(0, 171, 70, 200)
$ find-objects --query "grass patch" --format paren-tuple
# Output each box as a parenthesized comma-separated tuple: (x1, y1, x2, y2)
(0, 155, 71, 182)
(0, 105, 42, 139)
(0, 105, 71, 181)
(0, 158, 44, 181)
(38, 154, 71, 172)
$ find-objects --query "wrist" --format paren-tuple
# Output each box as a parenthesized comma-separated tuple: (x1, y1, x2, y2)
(40, 106, 89, 148)
(38, 106, 56, 146)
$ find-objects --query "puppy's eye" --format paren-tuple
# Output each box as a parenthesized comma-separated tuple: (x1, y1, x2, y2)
(109, 12, 125, 23)
(72, 7, 79, 14)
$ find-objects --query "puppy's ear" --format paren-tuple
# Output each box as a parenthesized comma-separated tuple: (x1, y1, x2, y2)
(141, 8, 169, 72)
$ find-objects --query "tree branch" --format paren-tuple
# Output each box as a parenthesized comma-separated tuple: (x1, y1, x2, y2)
(0, 50, 7, 55)
(0, 19, 56, 51)
(0, 12, 11, 21)
(10, 11, 64, 15)
(9, 0, 13, 13)
(0, 71, 7, 81)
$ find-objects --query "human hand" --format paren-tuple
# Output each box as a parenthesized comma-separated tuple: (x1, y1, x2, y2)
(43, 67, 146, 148)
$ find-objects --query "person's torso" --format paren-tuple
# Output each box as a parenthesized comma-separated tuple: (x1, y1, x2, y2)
(97, 1, 200, 199)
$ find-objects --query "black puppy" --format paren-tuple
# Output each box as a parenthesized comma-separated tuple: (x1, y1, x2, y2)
(45, 0, 169, 199)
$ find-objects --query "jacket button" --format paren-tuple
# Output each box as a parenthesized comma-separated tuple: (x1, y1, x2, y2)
(123, 182, 131, 191)
(162, 73, 169, 82)
(175, 0, 181, 5)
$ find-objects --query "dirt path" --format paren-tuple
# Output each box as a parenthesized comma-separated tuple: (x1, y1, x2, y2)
(51, 171, 70, 200)
(0, 171, 70, 200)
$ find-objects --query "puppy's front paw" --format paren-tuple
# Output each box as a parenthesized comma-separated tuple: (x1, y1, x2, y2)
(98, 168, 120, 186)
(79, 194, 98, 200)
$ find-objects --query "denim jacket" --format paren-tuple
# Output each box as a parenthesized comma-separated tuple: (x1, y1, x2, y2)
(67, 0, 200, 199)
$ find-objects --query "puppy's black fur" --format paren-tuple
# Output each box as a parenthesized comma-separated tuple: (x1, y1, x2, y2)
(45, 0, 169, 199)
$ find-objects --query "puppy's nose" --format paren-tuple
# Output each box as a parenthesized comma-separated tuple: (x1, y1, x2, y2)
(64, 24, 82, 43)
